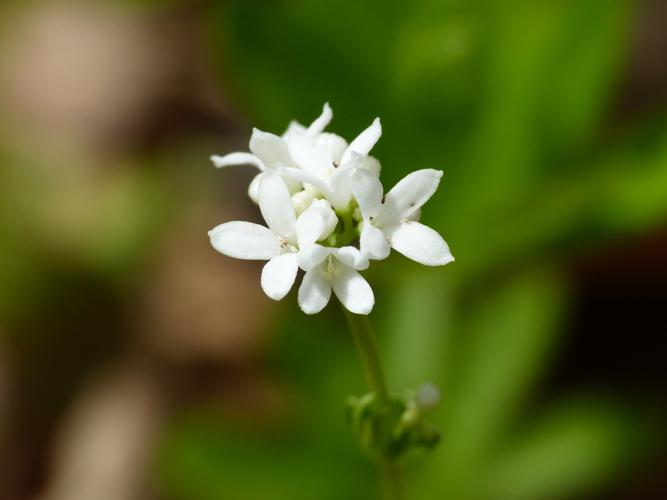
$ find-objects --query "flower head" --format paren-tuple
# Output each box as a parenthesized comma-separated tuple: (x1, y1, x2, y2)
(209, 104, 453, 315)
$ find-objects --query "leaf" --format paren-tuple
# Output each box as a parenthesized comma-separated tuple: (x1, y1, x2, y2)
(459, 120, 667, 281)
(418, 269, 567, 498)
(442, 0, 634, 237)
(486, 401, 650, 500)
(383, 272, 457, 392)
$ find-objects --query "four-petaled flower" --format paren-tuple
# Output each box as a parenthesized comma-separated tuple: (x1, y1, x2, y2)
(350, 167, 454, 266)
(209, 171, 335, 300)
(282, 118, 382, 210)
(209, 104, 453, 315)
(299, 245, 374, 315)
(210, 103, 334, 202)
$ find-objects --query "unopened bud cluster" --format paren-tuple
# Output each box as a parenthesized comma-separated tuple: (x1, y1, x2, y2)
(347, 383, 442, 460)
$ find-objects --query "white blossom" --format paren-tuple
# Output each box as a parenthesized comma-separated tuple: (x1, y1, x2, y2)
(281, 119, 383, 210)
(208, 103, 454, 315)
(298, 246, 374, 315)
(292, 200, 374, 315)
(350, 167, 454, 266)
(209, 171, 336, 301)
(210, 103, 333, 203)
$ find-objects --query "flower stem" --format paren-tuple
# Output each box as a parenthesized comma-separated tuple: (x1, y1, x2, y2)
(342, 309, 389, 404)
(380, 458, 403, 500)
(342, 308, 402, 500)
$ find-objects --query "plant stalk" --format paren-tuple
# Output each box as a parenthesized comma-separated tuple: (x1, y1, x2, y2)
(342, 307, 402, 500)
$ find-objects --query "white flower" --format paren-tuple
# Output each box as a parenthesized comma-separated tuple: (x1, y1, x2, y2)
(291, 197, 375, 315)
(298, 246, 374, 315)
(282, 118, 383, 210)
(350, 167, 454, 266)
(209, 103, 454, 315)
(210, 103, 333, 203)
(208, 171, 336, 300)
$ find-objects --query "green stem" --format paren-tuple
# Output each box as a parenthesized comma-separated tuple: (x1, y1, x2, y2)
(342, 309, 389, 404)
(380, 458, 403, 500)
(338, 210, 356, 247)
(342, 307, 402, 500)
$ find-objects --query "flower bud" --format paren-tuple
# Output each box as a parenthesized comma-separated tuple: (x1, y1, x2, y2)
(303, 182, 321, 195)
(291, 190, 316, 215)
(415, 382, 441, 411)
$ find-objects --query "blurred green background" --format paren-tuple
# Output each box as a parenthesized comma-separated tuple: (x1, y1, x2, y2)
(0, 0, 665, 499)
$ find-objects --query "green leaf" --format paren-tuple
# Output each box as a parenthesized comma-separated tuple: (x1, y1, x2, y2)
(383, 272, 457, 392)
(486, 401, 649, 500)
(454, 120, 667, 281)
(420, 270, 567, 498)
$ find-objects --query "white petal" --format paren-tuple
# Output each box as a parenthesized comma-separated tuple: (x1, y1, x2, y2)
(315, 132, 348, 162)
(259, 171, 297, 239)
(360, 223, 390, 260)
(249, 129, 294, 168)
(328, 167, 354, 210)
(332, 246, 369, 270)
(296, 200, 338, 247)
(408, 207, 421, 221)
(211, 152, 265, 171)
(332, 267, 374, 315)
(274, 167, 302, 194)
(377, 169, 443, 225)
(281, 166, 331, 199)
(297, 244, 330, 271)
(208, 221, 279, 260)
(349, 166, 383, 219)
(282, 120, 306, 139)
(253, 171, 300, 204)
(302, 182, 323, 199)
(306, 103, 333, 136)
(384, 221, 454, 266)
(261, 253, 298, 300)
(247, 173, 262, 204)
(309, 199, 338, 236)
(346, 153, 381, 176)
(298, 268, 332, 315)
(296, 207, 332, 247)
(287, 134, 333, 179)
(340, 117, 382, 165)
(291, 190, 316, 215)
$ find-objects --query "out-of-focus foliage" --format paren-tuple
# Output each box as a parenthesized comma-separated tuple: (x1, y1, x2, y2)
(154, 0, 667, 499)
(0, 0, 664, 499)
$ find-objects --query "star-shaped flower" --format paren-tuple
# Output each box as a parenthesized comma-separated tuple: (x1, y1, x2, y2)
(210, 103, 333, 202)
(350, 167, 454, 266)
(208, 171, 336, 300)
(298, 246, 374, 315)
(282, 118, 382, 210)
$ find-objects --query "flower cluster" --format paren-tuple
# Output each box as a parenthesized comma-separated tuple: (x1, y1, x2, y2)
(209, 104, 454, 315)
